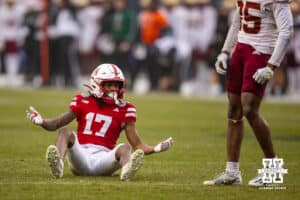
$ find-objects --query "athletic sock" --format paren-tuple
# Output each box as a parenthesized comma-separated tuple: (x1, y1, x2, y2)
(226, 162, 240, 175)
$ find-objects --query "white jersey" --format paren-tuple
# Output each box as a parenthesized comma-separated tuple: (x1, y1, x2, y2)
(0, 3, 25, 42)
(77, 5, 105, 53)
(238, 0, 278, 54)
(165, 5, 217, 60)
(222, 0, 293, 66)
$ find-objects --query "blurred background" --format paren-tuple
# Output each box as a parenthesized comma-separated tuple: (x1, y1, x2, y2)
(0, 0, 299, 99)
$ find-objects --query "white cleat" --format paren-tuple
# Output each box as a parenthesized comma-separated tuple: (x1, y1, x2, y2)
(120, 149, 144, 181)
(248, 173, 266, 187)
(203, 171, 242, 185)
(46, 145, 64, 178)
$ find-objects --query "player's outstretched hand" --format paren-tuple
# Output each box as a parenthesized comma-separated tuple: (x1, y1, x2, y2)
(26, 106, 43, 125)
(215, 52, 228, 75)
(253, 66, 274, 84)
(154, 137, 174, 153)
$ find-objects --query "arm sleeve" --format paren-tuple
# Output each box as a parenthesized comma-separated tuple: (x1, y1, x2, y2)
(221, 10, 240, 53)
(268, 3, 294, 67)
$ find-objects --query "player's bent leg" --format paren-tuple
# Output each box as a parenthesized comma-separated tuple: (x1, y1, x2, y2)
(45, 128, 74, 178)
(46, 145, 64, 178)
(203, 171, 242, 186)
(120, 149, 144, 181)
(86, 144, 124, 176)
(66, 133, 93, 176)
(56, 127, 75, 160)
(115, 143, 132, 166)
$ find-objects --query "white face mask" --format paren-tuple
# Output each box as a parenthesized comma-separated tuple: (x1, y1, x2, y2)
(107, 91, 117, 99)
(106, 91, 120, 104)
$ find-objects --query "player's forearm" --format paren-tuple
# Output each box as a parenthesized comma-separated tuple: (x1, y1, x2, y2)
(128, 134, 155, 154)
(268, 35, 292, 67)
(134, 137, 173, 154)
(41, 118, 63, 131)
(134, 144, 155, 155)
(222, 10, 239, 53)
(41, 111, 75, 131)
(268, 3, 294, 67)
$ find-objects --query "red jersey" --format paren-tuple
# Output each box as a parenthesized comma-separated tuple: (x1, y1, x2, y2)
(69, 93, 137, 149)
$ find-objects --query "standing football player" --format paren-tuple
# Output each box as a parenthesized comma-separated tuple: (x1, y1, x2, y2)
(203, 0, 293, 186)
(26, 63, 173, 181)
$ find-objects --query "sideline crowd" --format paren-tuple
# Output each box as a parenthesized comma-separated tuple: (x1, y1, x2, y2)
(0, 0, 300, 98)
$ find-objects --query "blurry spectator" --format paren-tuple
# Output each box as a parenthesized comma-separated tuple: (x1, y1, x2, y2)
(157, 0, 179, 91)
(171, 0, 217, 96)
(22, 0, 43, 86)
(0, 26, 4, 74)
(0, 0, 298, 99)
(191, 0, 217, 95)
(126, 0, 140, 14)
(48, 0, 60, 86)
(0, 0, 26, 86)
(77, 0, 106, 74)
(78, 0, 105, 55)
(98, 0, 137, 84)
(163, 0, 191, 93)
(286, 1, 300, 97)
(0, 50, 4, 74)
(0, 0, 3, 74)
(132, 0, 169, 91)
(49, 0, 81, 87)
(211, 0, 235, 93)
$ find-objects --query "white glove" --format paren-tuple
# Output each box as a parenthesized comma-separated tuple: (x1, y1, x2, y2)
(154, 137, 174, 153)
(26, 106, 43, 125)
(215, 52, 229, 75)
(253, 66, 274, 84)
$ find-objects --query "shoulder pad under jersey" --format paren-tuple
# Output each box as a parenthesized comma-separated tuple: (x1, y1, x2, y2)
(80, 91, 91, 98)
(262, 0, 291, 9)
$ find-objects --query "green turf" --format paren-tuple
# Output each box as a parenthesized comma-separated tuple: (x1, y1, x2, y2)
(0, 88, 299, 199)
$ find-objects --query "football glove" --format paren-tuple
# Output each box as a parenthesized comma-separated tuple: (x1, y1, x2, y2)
(154, 137, 174, 153)
(253, 66, 274, 84)
(215, 52, 229, 75)
(26, 106, 43, 125)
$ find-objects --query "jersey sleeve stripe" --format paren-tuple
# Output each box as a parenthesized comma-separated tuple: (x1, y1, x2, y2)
(81, 100, 89, 104)
(125, 113, 136, 118)
(127, 108, 136, 112)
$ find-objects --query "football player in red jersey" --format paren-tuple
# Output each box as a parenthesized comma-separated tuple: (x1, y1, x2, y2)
(204, 0, 293, 186)
(26, 63, 173, 181)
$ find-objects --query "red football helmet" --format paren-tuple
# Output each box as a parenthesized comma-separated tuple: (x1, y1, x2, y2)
(85, 63, 125, 104)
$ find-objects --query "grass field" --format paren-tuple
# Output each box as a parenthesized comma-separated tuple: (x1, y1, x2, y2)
(0, 88, 299, 200)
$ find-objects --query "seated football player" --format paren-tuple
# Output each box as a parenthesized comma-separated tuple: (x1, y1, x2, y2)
(26, 63, 173, 181)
